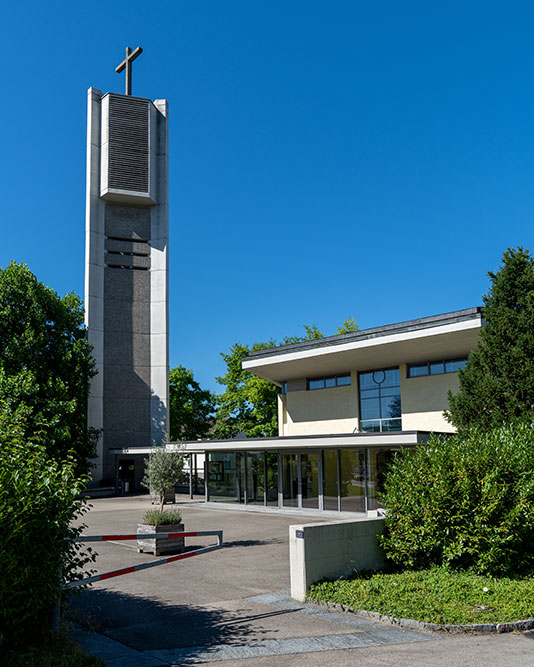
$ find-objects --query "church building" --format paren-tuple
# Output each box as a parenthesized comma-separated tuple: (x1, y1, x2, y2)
(180, 307, 481, 515)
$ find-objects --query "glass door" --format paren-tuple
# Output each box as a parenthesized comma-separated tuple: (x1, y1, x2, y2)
(282, 454, 299, 507)
(322, 449, 339, 511)
(339, 449, 366, 512)
(245, 451, 265, 504)
(300, 453, 319, 509)
(282, 452, 321, 509)
(266, 453, 279, 506)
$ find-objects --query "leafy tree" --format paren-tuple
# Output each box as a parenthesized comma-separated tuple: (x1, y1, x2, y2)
(169, 366, 215, 441)
(281, 324, 326, 346)
(213, 320, 356, 439)
(141, 448, 185, 511)
(336, 317, 359, 334)
(0, 262, 97, 473)
(213, 342, 279, 439)
(446, 247, 534, 431)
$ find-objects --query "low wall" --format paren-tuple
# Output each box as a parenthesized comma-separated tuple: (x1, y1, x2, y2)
(289, 518, 386, 601)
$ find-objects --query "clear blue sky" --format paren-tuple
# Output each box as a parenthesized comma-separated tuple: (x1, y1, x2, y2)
(1, 2, 533, 392)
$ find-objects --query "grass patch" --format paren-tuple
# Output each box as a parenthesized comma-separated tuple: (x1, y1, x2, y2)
(1, 628, 104, 667)
(307, 567, 534, 625)
(142, 508, 182, 525)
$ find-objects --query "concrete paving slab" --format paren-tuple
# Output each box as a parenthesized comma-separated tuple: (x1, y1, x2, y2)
(186, 632, 534, 667)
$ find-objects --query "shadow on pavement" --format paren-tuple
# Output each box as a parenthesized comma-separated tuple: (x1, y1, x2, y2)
(68, 587, 299, 657)
(221, 538, 284, 548)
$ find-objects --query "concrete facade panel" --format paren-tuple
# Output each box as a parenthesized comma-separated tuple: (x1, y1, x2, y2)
(103, 431, 152, 449)
(150, 365, 168, 397)
(105, 203, 151, 240)
(103, 331, 151, 367)
(103, 268, 150, 301)
(150, 395, 167, 431)
(88, 395, 103, 425)
(150, 301, 167, 335)
(86, 295, 104, 333)
(105, 255, 150, 269)
(86, 231, 105, 265)
(150, 270, 166, 299)
(90, 364, 104, 399)
(85, 261, 104, 298)
(103, 365, 151, 399)
(150, 333, 167, 367)
(105, 238, 150, 255)
(103, 398, 151, 432)
(103, 299, 150, 334)
(149, 238, 167, 262)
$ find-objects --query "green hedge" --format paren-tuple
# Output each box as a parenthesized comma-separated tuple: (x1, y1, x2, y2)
(380, 423, 534, 575)
(0, 437, 95, 647)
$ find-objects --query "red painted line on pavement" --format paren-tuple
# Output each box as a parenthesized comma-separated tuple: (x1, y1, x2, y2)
(100, 566, 136, 580)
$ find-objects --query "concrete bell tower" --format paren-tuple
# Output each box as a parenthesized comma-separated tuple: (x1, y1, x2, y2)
(84, 48, 169, 485)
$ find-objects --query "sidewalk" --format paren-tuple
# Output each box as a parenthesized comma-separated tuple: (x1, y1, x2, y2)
(70, 496, 534, 666)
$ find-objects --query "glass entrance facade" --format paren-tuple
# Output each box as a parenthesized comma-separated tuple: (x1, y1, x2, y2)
(206, 446, 402, 513)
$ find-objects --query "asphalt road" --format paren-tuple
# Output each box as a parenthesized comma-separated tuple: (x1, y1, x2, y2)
(69, 496, 534, 666)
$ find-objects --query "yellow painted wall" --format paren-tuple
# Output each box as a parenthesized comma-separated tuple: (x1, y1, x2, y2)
(277, 367, 459, 436)
(281, 373, 359, 436)
(399, 363, 458, 433)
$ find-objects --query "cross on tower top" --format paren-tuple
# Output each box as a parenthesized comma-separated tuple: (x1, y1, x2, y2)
(115, 46, 143, 96)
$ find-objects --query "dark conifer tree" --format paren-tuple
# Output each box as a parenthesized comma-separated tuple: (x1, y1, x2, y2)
(447, 247, 534, 430)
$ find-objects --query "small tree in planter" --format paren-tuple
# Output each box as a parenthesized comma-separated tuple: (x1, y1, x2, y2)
(141, 447, 185, 510)
(138, 448, 186, 556)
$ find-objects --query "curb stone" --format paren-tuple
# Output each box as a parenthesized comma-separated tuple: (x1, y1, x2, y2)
(306, 598, 534, 635)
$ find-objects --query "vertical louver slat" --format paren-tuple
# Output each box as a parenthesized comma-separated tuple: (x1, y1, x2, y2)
(108, 97, 149, 192)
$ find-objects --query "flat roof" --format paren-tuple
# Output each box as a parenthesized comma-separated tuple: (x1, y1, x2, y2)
(110, 431, 441, 455)
(242, 307, 482, 384)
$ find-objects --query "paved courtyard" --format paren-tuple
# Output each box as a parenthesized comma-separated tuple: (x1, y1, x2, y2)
(70, 496, 534, 666)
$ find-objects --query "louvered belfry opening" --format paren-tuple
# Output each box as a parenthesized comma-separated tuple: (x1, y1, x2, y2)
(108, 95, 150, 193)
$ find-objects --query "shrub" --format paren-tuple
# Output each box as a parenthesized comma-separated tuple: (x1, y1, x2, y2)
(142, 509, 182, 526)
(141, 448, 185, 511)
(0, 436, 95, 648)
(379, 423, 534, 576)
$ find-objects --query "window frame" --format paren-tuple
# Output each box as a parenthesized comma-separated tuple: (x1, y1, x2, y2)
(358, 367, 402, 433)
(307, 373, 352, 391)
(407, 357, 468, 378)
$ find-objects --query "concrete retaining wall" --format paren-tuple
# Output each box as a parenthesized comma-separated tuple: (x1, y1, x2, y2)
(289, 518, 386, 601)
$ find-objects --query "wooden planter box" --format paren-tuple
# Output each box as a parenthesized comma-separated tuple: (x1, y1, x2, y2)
(137, 523, 184, 556)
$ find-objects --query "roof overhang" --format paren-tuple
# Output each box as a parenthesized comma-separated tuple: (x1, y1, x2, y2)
(242, 309, 482, 385)
(173, 431, 435, 453)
